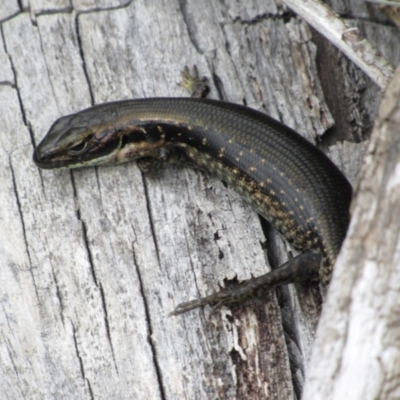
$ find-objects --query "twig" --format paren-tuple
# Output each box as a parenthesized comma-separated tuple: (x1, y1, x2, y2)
(282, 0, 395, 89)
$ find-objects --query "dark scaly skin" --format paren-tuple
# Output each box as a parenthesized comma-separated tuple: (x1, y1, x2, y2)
(33, 69, 352, 315)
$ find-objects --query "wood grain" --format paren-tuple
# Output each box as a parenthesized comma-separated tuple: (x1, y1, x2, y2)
(0, 1, 397, 398)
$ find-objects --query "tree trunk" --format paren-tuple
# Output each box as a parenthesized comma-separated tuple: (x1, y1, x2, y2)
(303, 62, 400, 399)
(0, 1, 398, 399)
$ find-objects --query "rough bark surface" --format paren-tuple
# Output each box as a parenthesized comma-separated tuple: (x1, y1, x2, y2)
(303, 62, 400, 400)
(0, 1, 398, 399)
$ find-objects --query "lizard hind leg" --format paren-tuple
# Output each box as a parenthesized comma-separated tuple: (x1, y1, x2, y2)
(169, 250, 321, 316)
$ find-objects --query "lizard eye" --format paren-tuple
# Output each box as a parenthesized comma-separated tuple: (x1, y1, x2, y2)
(68, 135, 93, 155)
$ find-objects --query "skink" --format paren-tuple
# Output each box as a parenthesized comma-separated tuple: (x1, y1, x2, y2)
(33, 79, 352, 315)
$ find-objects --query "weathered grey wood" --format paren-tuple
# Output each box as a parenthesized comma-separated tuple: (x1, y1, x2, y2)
(0, 31, 13, 83)
(327, 0, 378, 18)
(304, 63, 400, 400)
(0, 1, 19, 21)
(0, 1, 396, 399)
(283, 0, 394, 88)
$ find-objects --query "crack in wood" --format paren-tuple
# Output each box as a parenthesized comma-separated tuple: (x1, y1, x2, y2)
(131, 242, 167, 400)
